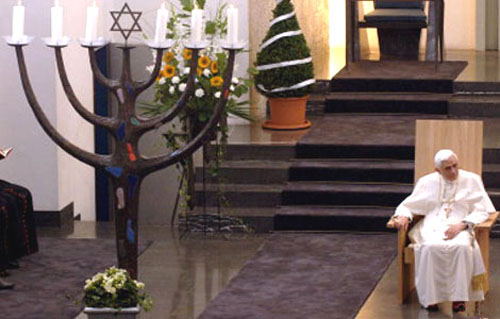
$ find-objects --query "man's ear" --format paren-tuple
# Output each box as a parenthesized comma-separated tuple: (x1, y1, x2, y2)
(435, 168, 441, 174)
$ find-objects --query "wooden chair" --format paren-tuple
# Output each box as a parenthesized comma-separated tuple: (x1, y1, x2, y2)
(387, 212, 498, 303)
(387, 119, 498, 303)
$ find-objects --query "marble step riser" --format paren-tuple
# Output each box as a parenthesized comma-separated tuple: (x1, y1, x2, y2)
(325, 99, 447, 114)
(330, 79, 454, 94)
(290, 167, 500, 188)
(454, 82, 500, 93)
(296, 145, 415, 160)
(282, 190, 409, 207)
(282, 190, 500, 209)
(211, 145, 296, 161)
(482, 172, 500, 189)
(195, 167, 288, 184)
(449, 102, 500, 117)
(194, 190, 281, 207)
(289, 167, 413, 184)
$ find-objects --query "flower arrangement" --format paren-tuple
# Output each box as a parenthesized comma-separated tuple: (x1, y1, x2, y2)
(83, 267, 153, 311)
(143, 0, 255, 131)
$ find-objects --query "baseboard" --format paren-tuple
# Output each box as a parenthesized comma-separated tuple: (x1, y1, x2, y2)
(34, 202, 74, 228)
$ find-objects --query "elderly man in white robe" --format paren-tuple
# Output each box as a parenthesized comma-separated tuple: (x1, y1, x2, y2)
(391, 149, 495, 312)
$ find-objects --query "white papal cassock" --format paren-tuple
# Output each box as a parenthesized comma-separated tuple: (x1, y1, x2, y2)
(394, 169, 495, 307)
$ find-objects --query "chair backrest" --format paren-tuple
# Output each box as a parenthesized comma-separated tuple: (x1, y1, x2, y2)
(414, 120, 483, 182)
(375, 0, 424, 9)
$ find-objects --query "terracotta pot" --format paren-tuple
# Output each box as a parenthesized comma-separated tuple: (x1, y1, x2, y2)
(262, 95, 311, 130)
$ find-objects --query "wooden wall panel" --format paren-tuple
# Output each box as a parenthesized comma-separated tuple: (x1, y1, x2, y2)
(415, 120, 483, 182)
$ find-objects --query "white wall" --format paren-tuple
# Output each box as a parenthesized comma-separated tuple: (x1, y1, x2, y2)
(444, 0, 477, 50)
(57, 0, 96, 220)
(0, 0, 59, 211)
(0, 0, 96, 220)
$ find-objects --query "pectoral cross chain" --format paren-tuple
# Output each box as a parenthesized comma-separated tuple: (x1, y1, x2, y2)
(445, 206, 451, 218)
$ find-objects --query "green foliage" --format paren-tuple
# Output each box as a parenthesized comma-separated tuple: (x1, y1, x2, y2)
(255, 0, 314, 98)
(83, 267, 153, 311)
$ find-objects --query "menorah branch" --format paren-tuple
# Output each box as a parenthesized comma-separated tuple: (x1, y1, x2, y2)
(55, 48, 118, 132)
(88, 48, 120, 89)
(15, 46, 112, 169)
(134, 48, 165, 94)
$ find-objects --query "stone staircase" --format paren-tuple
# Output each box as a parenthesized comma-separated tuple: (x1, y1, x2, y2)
(193, 67, 500, 235)
(276, 65, 500, 234)
(194, 144, 294, 232)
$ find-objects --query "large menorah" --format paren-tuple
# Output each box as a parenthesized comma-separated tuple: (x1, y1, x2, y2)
(6, 28, 238, 280)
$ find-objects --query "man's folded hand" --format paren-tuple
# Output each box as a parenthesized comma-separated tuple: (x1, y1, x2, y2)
(444, 222, 466, 240)
(394, 216, 410, 231)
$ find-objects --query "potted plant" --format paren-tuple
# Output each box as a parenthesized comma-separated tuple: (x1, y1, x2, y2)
(255, 0, 315, 130)
(83, 267, 153, 319)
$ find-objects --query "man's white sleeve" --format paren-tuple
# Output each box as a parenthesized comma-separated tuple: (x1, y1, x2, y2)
(463, 174, 495, 225)
(394, 177, 431, 221)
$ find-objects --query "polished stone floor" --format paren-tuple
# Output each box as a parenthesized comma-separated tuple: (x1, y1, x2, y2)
(38, 223, 267, 319)
(43, 223, 500, 319)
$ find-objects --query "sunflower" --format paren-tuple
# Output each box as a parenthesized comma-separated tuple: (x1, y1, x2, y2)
(183, 48, 192, 60)
(156, 70, 166, 82)
(163, 65, 176, 78)
(198, 56, 211, 69)
(197, 67, 203, 76)
(210, 76, 224, 87)
(210, 61, 219, 74)
(162, 51, 175, 63)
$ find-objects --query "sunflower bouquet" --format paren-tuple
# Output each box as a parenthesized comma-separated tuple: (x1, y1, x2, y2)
(143, 0, 255, 135)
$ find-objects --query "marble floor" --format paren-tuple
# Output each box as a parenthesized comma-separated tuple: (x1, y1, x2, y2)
(42, 222, 500, 319)
(38, 223, 268, 319)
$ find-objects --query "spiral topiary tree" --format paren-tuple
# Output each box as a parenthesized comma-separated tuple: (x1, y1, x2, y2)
(255, 0, 315, 99)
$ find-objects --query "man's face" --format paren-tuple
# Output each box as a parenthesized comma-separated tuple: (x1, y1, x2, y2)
(437, 155, 459, 181)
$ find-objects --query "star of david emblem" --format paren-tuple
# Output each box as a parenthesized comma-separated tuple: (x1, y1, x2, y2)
(110, 3, 142, 42)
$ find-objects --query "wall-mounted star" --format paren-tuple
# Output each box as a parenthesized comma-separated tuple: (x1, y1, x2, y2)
(110, 3, 142, 42)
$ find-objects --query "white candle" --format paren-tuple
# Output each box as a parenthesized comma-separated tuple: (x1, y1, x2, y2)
(154, 3, 168, 43)
(190, 7, 203, 43)
(51, 0, 64, 42)
(226, 5, 238, 45)
(85, 1, 99, 42)
(12, 0, 25, 41)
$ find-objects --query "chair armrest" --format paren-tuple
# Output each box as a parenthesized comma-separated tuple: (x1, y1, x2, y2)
(475, 211, 499, 231)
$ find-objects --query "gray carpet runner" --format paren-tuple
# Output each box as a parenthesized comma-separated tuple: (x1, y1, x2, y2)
(198, 233, 397, 319)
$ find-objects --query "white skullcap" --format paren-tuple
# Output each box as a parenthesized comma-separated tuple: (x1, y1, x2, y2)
(434, 149, 457, 168)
